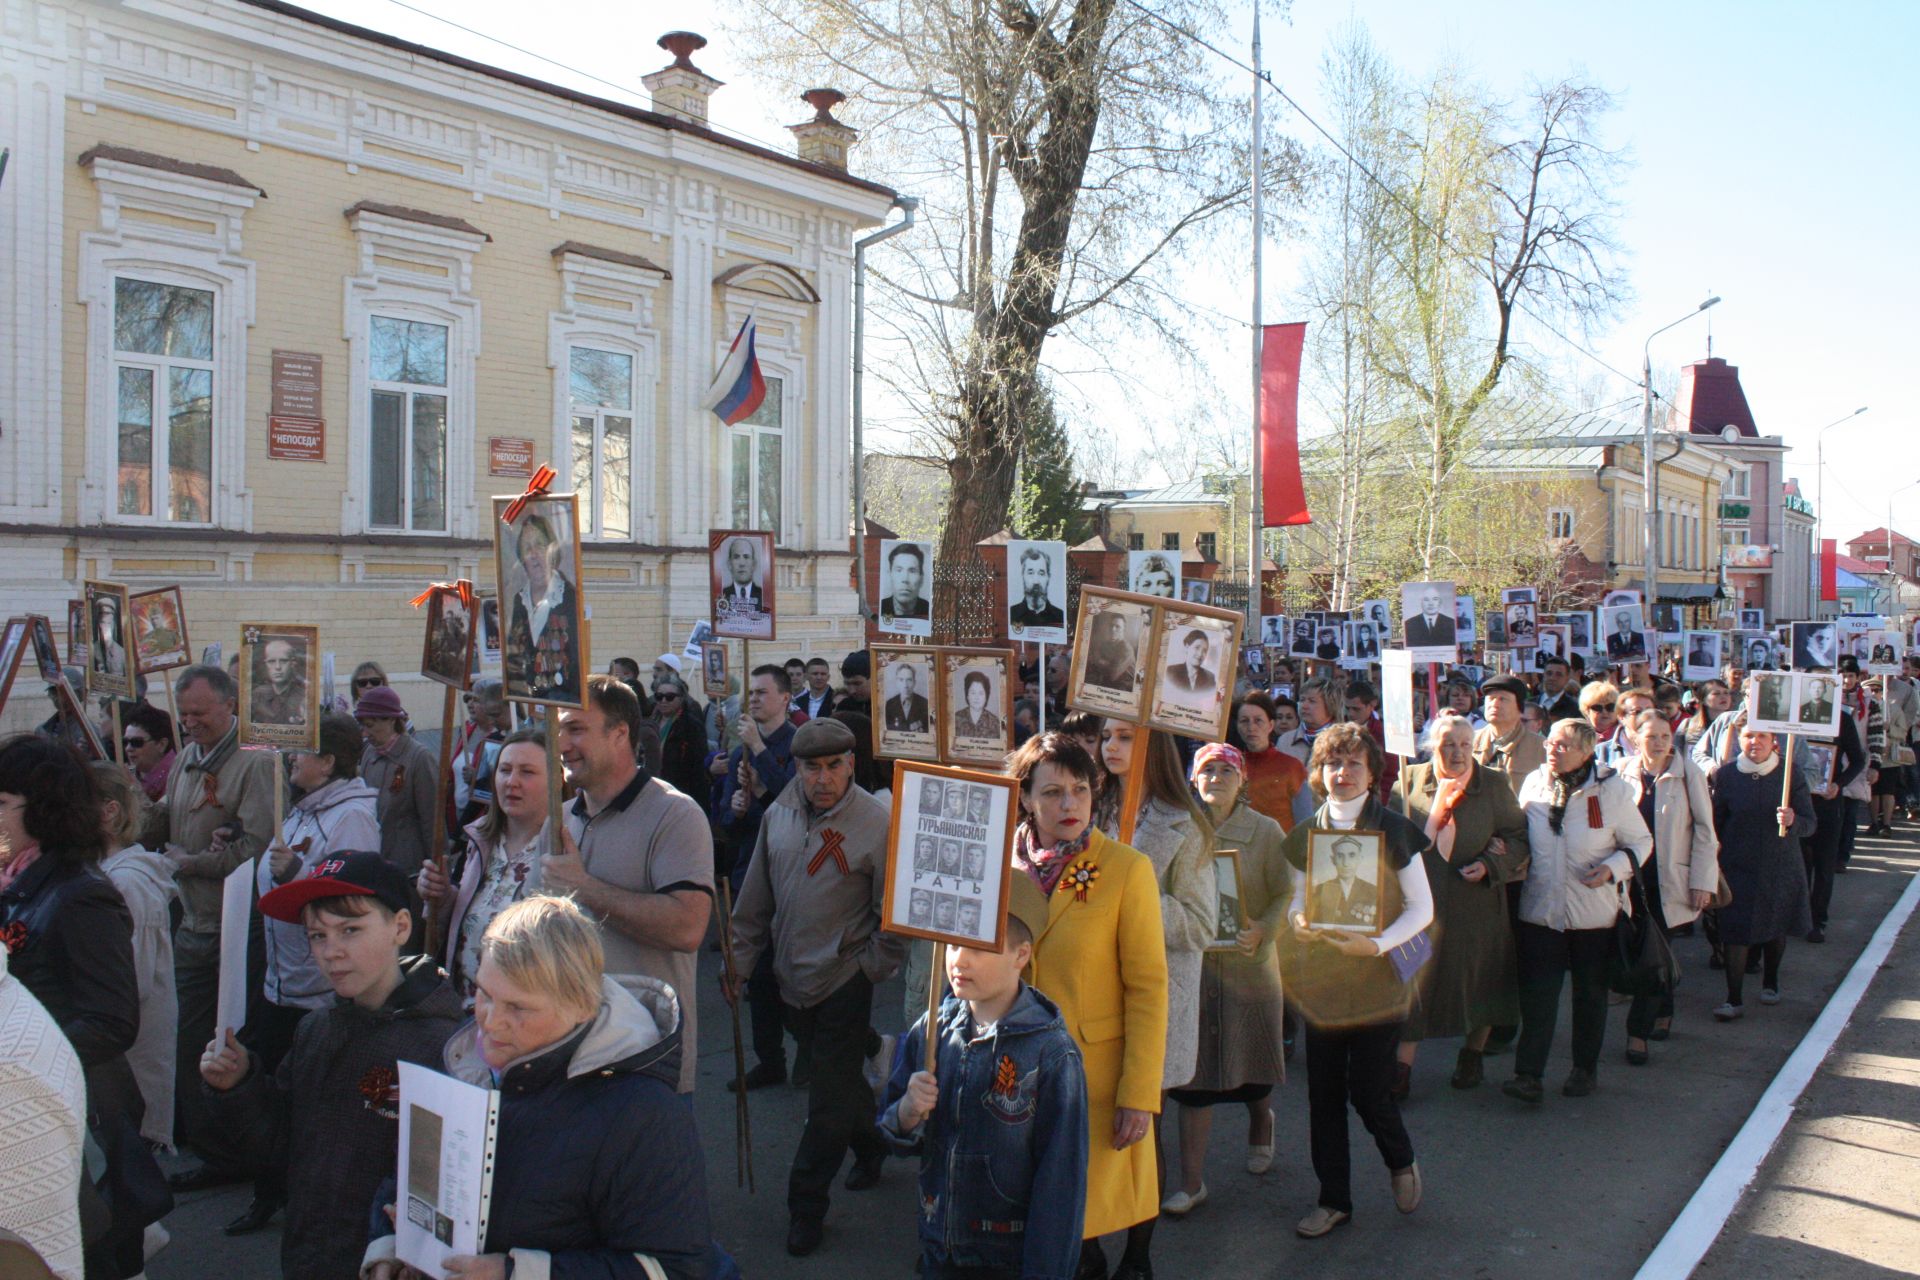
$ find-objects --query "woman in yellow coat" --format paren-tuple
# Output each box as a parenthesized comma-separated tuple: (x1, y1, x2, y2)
(1007, 733, 1169, 1280)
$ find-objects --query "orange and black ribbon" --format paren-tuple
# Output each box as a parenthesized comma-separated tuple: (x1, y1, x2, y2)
(410, 578, 476, 610)
(501, 463, 558, 525)
(807, 828, 849, 876)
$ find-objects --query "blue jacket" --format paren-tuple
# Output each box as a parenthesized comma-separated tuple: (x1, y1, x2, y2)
(879, 987, 1088, 1280)
(713, 719, 796, 881)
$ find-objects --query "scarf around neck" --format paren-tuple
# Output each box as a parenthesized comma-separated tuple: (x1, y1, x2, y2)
(1736, 751, 1780, 777)
(1013, 822, 1091, 896)
(1548, 759, 1596, 835)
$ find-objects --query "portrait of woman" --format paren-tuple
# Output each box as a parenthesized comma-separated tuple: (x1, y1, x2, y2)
(496, 496, 584, 706)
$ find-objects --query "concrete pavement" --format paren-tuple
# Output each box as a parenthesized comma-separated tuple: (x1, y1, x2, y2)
(151, 826, 1920, 1279)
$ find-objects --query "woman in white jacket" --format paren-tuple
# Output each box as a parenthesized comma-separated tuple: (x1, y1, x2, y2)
(1616, 709, 1719, 1065)
(1505, 718, 1653, 1104)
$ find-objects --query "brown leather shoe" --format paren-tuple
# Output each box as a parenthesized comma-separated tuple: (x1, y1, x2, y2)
(1295, 1206, 1351, 1238)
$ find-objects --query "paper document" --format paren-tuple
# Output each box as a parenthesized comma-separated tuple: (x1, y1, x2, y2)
(396, 1062, 501, 1279)
(215, 861, 253, 1036)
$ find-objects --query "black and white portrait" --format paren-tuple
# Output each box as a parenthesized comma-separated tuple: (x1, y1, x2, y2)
(1006, 540, 1069, 644)
(1070, 590, 1152, 720)
(83, 580, 133, 698)
(240, 623, 321, 750)
(1682, 631, 1722, 682)
(1361, 599, 1392, 637)
(1314, 624, 1343, 662)
(875, 648, 939, 761)
(1305, 829, 1385, 935)
(1602, 588, 1642, 611)
(1454, 594, 1477, 644)
(885, 764, 1017, 950)
(944, 651, 1012, 767)
(878, 539, 934, 638)
(1128, 550, 1181, 600)
(1791, 621, 1838, 672)
(1209, 851, 1244, 950)
(1259, 615, 1288, 647)
(1738, 608, 1765, 631)
(1401, 581, 1458, 658)
(1603, 605, 1648, 663)
(1533, 625, 1569, 673)
(1563, 611, 1593, 653)
(709, 528, 775, 642)
(1182, 579, 1213, 605)
(1289, 617, 1317, 660)
(1795, 675, 1839, 733)
(1146, 606, 1240, 739)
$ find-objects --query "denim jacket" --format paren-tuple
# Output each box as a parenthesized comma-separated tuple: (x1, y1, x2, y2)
(879, 986, 1088, 1280)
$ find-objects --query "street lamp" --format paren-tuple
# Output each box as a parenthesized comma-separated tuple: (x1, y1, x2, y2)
(1814, 405, 1870, 559)
(1642, 296, 1720, 615)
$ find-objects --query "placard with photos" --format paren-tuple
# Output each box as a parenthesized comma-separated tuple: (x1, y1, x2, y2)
(1530, 624, 1571, 673)
(497, 494, 588, 706)
(1681, 630, 1723, 681)
(873, 646, 941, 762)
(941, 648, 1015, 768)
(1865, 629, 1905, 676)
(881, 761, 1018, 953)
(1501, 588, 1538, 650)
(1067, 588, 1156, 721)
(239, 623, 322, 750)
(1207, 849, 1247, 951)
(129, 587, 193, 674)
(1801, 739, 1840, 789)
(66, 600, 89, 675)
(709, 528, 777, 642)
(0, 617, 29, 720)
(82, 579, 134, 699)
(1380, 649, 1417, 757)
(1746, 670, 1843, 739)
(419, 584, 478, 691)
(1147, 600, 1245, 740)
(700, 640, 729, 699)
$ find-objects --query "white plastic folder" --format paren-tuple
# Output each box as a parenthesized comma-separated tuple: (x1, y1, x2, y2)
(215, 862, 253, 1037)
(396, 1062, 501, 1278)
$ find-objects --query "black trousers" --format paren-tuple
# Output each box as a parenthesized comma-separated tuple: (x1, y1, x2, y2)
(1515, 922, 1612, 1079)
(748, 951, 787, 1071)
(172, 931, 231, 1170)
(240, 1001, 311, 1201)
(1836, 797, 1864, 869)
(1303, 1020, 1413, 1214)
(1626, 863, 1675, 1039)
(785, 971, 885, 1223)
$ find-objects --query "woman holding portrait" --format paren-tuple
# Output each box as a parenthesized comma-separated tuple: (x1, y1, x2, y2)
(1391, 712, 1529, 1094)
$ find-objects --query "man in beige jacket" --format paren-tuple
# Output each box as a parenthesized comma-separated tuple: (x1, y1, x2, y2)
(1474, 675, 1547, 796)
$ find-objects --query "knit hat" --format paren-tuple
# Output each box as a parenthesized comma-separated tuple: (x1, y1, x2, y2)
(840, 650, 870, 679)
(353, 685, 407, 721)
(792, 717, 857, 759)
(1482, 674, 1530, 704)
(655, 652, 683, 674)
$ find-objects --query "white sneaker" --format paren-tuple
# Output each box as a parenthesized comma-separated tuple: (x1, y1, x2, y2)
(1760, 988, 1781, 1006)
(1246, 1107, 1276, 1174)
(142, 1223, 170, 1261)
(1161, 1183, 1207, 1215)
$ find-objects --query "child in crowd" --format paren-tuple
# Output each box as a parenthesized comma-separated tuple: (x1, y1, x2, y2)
(880, 915, 1090, 1280)
(199, 853, 463, 1280)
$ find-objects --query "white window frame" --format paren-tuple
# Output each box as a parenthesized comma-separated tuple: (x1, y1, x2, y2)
(365, 314, 452, 533)
(342, 208, 483, 538)
(1548, 506, 1575, 540)
(725, 372, 790, 537)
(548, 247, 664, 543)
(1725, 465, 1750, 500)
(78, 159, 257, 530)
(717, 282, 812, 547)
(567, 344, 641, 541)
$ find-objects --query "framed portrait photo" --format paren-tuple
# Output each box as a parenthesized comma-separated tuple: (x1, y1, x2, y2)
(419, 584, 477, 691)
(1738, 607, 1765, 631)
(239, 622, 321, 750)
(1207, 849, 1246, 951)
(1745, 670, 1799, 736)
(1562, 610, 1594, 655)
(1304, 829, 1388, 936)
(477, 596, 503, 670)
(1182, 578, 1213, 605)
(708, 528, 776, 642)
(1801, 739, 1839, 790)
(1790, 672, 1843, 737)
(1258, 614, 1288, 648)
(1380, 649, 1417, 757)
(1401, 580, 1458, 662)
(28, 615, 63, 686)
(1127, 549, 1182, 601)
(1735, 631, 1774, 673)
(82, 580, 134, 699)
(874, 646, 940, 762)
(129, 587, 193, 674)
(941, 648, 1014, 768)
(497, 494, 587, 707)
(1602, 588, 1642, 611)
(881, 761, 1018, 953)
(1006, 540, 1069, 645)
(0, 617, 29, 720)
(700, 640, 729, 699)
(1454, 594, 1478, 644)
(877, 539, 935, 638)
(66, 599, 89, 674)
(1146, 601, 1242, 740)
(1287, 616, 1317, 660)
(1789, 621, 1838, 673)
(1865, 630, 1905, 677)
(1532, 624, 1571, 674)
(1598, 603, 1648, 664)
(1682, 630, 1723, 682)
(1067, 587, 1155, 722)
(1347, 620, 1382, 664)
(1361, 598, 1393, 637)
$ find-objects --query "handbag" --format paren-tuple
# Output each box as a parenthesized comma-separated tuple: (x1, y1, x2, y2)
(1606, 870, 1679, 997)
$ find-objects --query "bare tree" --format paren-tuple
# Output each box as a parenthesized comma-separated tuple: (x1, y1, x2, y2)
(726, 0, 1301, 616)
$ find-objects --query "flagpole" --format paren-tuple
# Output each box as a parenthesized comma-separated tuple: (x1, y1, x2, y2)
(1248, 2, 1265, 636)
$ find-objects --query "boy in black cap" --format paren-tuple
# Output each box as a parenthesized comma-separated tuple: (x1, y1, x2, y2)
(199, 852, 463, 1280)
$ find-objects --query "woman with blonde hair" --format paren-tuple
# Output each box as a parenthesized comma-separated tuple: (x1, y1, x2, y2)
(368, 895, 739, 1279)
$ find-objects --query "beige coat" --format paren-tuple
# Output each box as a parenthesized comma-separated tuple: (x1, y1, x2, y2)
(160, 727, 278, 938)
(1184, 802, 1289, 1093)
(1473, 723, 1547, 797)
(1615, 751, 1719, 925)
(1130, 796, 1215, 1090)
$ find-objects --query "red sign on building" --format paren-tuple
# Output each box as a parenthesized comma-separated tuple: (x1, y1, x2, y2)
(267, 416, 325, 461)
(488, 437, 535, 478)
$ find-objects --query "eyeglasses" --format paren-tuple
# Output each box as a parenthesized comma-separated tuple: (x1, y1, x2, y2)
(123, 735, 151, 748)
(655, 692, 680, 703)
(354, 677, 385, 689)
(1590, 703, 1616, 714)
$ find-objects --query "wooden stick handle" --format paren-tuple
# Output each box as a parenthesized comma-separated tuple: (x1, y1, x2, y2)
(1778, 735, 1796, 837)
(426, 683, 459, 959)
(272, 748, 286, 842)
(1117, 726, 1153, 846)
(924, 942, 944, 1075)
(715, 878, 754, 1193)
(110, 699, 124, 767)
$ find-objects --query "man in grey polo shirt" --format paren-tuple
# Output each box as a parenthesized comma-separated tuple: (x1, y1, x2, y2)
(547, 675, 714, 1094)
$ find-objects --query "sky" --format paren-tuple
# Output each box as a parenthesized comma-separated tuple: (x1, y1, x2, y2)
(299, 0, 1919, 543)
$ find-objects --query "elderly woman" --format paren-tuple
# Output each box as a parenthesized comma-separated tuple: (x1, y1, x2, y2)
(419, 728, 549, 1004)
(369, 896, 737, 1280)
(1617, 708, 1719, 1062)
(1232, 693, 1313, 831)
(1280, 724, 1435, 1239)
(1005, 733, 1167, 1280)
(505, 513, 581, 702)
(1506, 719, 1652, 1104)
(1579, 680, 1621, 750)
(1165, 744, 1291, 1214)
(1391, 713, 1529, 1094)
(355, 685, 439, 877)
(1708, 726, 1816, 1019)
(953, 670, 1003, 739)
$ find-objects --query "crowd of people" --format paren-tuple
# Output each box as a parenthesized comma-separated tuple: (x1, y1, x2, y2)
(0, 620, 1914, 1280)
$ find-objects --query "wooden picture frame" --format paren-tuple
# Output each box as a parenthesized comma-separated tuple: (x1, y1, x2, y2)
(1066, 586, 1158, 723)
(420, 585, 477, 691)
(880, 760, 1019, 954)
(239, 622, 322, 750)
(495, 493, 587, 708)
(709, 528, 777, 642)
(700, 640, 729, 699)
(873, 646, 941, 762)
(1207, 848, 1246, 951)
(940, 647, 1015, 768)
(27, 614, 63, 686)
(66, 599, 89, 675)
(1801, 739, 1839, 790)
(129, 586, 193, 674)
(1304, 828, 1388, 936)
(1145, 599, 1244, 740)
(0, 617, 30, 721)
(82, 579, 134, 699)
(1745, 670, 1799, 737)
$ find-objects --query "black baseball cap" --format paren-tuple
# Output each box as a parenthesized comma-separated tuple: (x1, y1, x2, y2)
(258, 851, 413, 923)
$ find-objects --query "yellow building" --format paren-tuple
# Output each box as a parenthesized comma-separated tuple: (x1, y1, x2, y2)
(1, 0, 897, 729)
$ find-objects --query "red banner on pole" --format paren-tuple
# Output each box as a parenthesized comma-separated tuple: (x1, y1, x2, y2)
(1259, 322, 1310, 527)
(1820, 538, 1838, 602)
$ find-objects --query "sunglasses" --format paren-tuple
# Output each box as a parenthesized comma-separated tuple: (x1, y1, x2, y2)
(124, 735, 151, 748)
(655, 692, 680, 702)
(1591, 703, 1617, 714)
(354, 677, 385, 689)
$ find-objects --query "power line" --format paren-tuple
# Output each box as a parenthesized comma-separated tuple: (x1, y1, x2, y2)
(1116, 0, 1644, 390)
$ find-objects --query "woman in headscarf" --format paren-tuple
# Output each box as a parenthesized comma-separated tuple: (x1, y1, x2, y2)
(1164, 743, 1291, 1214)
(1391, 712, 1528, 1095)
(1707, 725, 1815, 1020)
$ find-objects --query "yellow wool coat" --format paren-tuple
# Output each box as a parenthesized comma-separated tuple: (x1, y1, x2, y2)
(1011, 828, 1169, 1238)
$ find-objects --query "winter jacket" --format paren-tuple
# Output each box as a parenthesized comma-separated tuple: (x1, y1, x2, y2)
(1616, 752, 1719, 926)
(206, 955, 463, 1280)
(434, 815, 550, 987)
(730, 778, 902, 1008)
(880, 988, 1090, 1280)
(0, 947, 88, 1280)
(361, 732, 440, 875)
(258, 777, 382, 1008)
(713, 719, 797, 870)
(161, 723, 278, 938)
(366, 975, 737, 1280)
(1515, 763, 1653, 932)
(0, 855, 138, 1070)
(1126, 796, 1214, 1090)
(1842, 690, 1883, 803)
(656, 708, 713, 805)
(99, 844, 179, 1147)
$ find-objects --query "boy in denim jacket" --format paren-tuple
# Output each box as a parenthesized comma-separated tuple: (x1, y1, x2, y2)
(880, 915, 1089, 1280)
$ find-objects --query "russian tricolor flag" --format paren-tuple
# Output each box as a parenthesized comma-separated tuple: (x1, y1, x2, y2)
(702, 316, 767, 425)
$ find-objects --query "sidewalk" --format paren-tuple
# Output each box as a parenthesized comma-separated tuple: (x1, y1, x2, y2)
(1690, 838, 1920, 1280)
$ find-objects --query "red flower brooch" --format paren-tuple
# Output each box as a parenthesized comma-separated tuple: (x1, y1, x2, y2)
(1062, 859, 1100, 903)
(358, 1065, 399, 1114)
(0, 922, 28, 955)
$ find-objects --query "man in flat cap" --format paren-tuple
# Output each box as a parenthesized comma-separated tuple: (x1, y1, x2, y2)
(1473, 673, 1547, 798)
(725, 715, 905, 1258)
